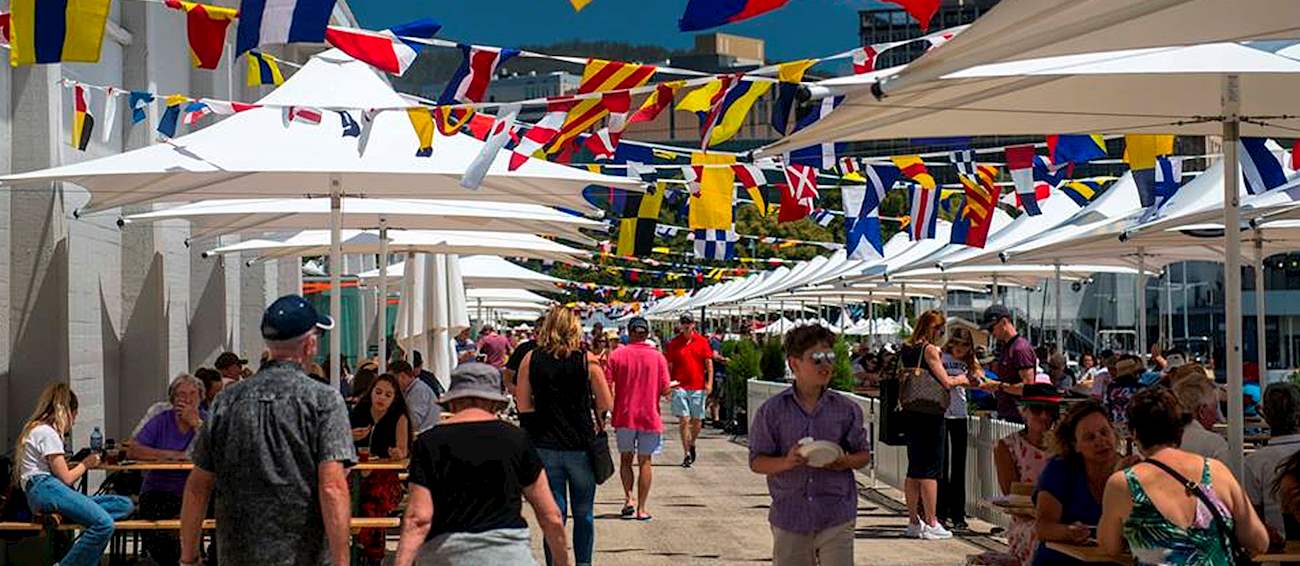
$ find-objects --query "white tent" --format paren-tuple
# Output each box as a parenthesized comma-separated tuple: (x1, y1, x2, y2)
(203, 229, 589, 264)
(124, 198, 605, 243)
(0, 49, 632, 386)
(897, 190, 1082, 272)
(465, 287, 553, 305)
(359, 254, 565, 292)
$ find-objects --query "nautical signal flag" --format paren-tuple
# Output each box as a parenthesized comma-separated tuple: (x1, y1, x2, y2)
(1033, 155, 1069, 189)
(852, 46, 879, 75)
(1154, 156, 1184, 207)
(510, 99, 574, 171)
(688, 153, 735, 230)
(841, 185, 884, 261)
(628, 81, 683, 126)
(892, 155, 935, 190)
(779, 163, 819, 223)
(882, 0, 940, 32)
(861, 164, 900, 217)
(407, 109, 435, 157)
(439, 45, 518, 104)
(678, 0, 790, 31)
(691, 228, 738, 261)
(550, 59, 656, 153)
(1239, 137, 1288, 195)
(1047, 134, 1106, 166)
(10, 0, 111, 66)
(583, 92, 632, 159)
(703, 79, 770, 148)
(1060, 178, 1111, 207)
(128, 92, 153, 124)
(1004, 145, 1042, 215)
(325, 19, 441, 77)
(908, 183, 940, 241)
(1125, 134, 1174, 208)
(164, 0, 238, 70)
(770, 59, 816, 136)
(616, 183, 666, 257)
(236, 0, 336, 57)
(463, 104, 520, 190)
(71, 85, 94, 151)
(951, 164, 999, 249)
(246, 51, 285, 86)
(157, 94, 190, 138)
(733, 164, 769, 216)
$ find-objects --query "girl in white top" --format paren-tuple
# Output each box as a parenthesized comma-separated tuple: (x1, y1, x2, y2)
(16, 383, 133, 566)
(939, 327, 983, 530)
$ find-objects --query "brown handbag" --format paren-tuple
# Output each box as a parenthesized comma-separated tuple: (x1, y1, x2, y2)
(898, 343, 951, 415)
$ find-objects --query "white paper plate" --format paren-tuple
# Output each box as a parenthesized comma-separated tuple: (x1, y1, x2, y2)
(798, 440, 844, 468)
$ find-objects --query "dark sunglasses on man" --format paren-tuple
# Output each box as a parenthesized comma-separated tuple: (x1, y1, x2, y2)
(809, 351, 837, 366)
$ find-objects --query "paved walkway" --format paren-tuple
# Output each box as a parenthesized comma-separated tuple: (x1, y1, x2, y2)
(526, 412, 1007, 565)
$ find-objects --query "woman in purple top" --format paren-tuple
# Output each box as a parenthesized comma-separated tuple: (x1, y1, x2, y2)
(129, 373, 206, 566)
(748, 324, 871, 566)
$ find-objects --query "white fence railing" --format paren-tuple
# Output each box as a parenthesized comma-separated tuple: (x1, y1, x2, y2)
(747, 379, 1024, 528)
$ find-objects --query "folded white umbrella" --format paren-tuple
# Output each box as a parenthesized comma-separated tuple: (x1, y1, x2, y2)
(125, 198, 605, 243)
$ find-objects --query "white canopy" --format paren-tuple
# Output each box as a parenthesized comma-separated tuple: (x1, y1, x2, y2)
(898, 191, 1082, 272)
(359, 254, 565, 292)
(124, 198, 605, 243)
(765, 42, 1300, 155)
(889, 264, 1143, 288)
(203, 229, 588, 264)
(465, 287, 553, 305)
(394, 254, 469, 383)
(2, 50, 633, 213)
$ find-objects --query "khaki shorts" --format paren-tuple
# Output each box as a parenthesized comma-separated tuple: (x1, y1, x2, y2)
(771, 521, 854, 566)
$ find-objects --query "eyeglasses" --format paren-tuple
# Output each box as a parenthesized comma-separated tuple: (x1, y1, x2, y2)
(809, 351, 837, 366)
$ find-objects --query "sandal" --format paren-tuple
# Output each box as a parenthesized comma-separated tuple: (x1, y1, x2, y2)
(635, 513, 653, 522)
(620, 505, 635, 519)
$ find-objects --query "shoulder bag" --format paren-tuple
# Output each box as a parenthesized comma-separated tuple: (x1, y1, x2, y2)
(878, 352, 908, 446)
(1144, 458, 1255, 566)
(584, 354, 616, 485)
(899, 342, 951, 415)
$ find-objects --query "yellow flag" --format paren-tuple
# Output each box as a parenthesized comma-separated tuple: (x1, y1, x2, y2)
(1123, 134, 1175, 169)
(570, 0, 593, 10)
(777, 59, 817, 83)
(407, 109, 435, 157)
(676, 80, 723, 114)
(687, 153, 736, 230)
(706, 80, 771, 147)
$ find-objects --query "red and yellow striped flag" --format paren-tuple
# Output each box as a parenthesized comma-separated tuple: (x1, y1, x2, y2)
(892, 154, 935, 190)
(547, 59, 656, 153)
(164, 0, 238, 70)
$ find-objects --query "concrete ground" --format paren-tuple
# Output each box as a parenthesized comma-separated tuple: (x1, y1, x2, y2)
(523, 412, 1009, 565)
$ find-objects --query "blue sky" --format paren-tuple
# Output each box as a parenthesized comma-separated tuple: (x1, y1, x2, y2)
(350, 1, 883, 63)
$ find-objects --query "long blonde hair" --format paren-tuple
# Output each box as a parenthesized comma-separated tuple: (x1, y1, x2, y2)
(13, 383, 78, 482)
(537, 306, 582, 358)
(943, 326, 982, 374)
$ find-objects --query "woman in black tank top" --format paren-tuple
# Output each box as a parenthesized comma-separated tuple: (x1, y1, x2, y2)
(516, 307, 613, 566)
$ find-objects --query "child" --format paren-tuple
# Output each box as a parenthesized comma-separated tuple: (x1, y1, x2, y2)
(17, 383, 133, 566)
(748, 325, 872, 566)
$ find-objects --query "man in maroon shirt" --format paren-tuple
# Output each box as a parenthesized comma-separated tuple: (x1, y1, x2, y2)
(476, 325, 512, 369)
(666, 313, 713, 468)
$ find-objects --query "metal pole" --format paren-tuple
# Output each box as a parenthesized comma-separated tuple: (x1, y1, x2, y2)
(1254, 233, 1267, 384)
(1164, 269, 1173, 350)
(1055, 263, 1064, 351)
(839, 294, 847, 334)
(405, 252, 416, 362)
(1137, 248, 1148, 357)
(1222, 74, 1245, 477)
(991, 273, 999, 304)
(377, 221, 388, 373)
(1182, 262, 1190, 340)
(941, 277, 949, 320)
(328, 179, 343, 389)
(868, 292, 875, 348)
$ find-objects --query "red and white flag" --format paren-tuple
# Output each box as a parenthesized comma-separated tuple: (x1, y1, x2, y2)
(200, 98, 260, 115)
(283, 106, 324, 126)
(851, 45, 878, 75)
(783, 163, 819, 210)
(583, 92, 631, 159)
(509, 99, 574, 171)
(323, 20, 440, 76)
(462, 103, 520, 190)
(733, 164, 767, 189)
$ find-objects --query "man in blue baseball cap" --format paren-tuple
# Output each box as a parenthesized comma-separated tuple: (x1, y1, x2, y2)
(180, 295, 355, 566)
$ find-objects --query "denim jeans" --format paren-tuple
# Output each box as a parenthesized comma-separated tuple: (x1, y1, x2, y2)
(537, 448, 596, 566)
(25, 474, 134, 566)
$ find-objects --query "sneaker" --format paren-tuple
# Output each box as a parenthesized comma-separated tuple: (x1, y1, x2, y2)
(689, 445, 697, 463)
(949, 519, 969, 531)
(681, 455, 693, 468)
(903, 522, 924, 538)
(921, 523, 954, 540)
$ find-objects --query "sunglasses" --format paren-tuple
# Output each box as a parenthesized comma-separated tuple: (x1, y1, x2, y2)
(809, 351, 837, 366)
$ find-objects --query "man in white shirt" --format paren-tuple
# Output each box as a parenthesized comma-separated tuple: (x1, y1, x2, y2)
(1244, 383, 1300, 535)
(1171, 374, 1229, 461)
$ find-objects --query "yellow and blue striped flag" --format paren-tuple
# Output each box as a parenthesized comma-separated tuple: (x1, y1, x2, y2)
(10, 0, 111, 66)
(246, 51, 285, 87)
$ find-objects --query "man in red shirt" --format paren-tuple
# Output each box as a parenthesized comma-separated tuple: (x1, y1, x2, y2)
(666, 313, 713, 468)
(606, 316, 672, 520)
(476, 325, 512, 369)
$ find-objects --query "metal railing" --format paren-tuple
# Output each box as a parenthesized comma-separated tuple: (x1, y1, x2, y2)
(747, 379, 1024, 528)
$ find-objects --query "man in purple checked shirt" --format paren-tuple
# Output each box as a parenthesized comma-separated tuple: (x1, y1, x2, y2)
(749, 324, 871, 566)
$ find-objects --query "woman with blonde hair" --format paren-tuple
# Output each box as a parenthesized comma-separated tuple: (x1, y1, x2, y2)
(17, 383, 133, 566)
(517, 306, 614, 566)
(899, 310, 971, 540)
(938, 326, 983, 531)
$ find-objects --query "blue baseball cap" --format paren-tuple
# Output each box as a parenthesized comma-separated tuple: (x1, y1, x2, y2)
(627, 316, 650, 332)
(261, 295, 335, 341)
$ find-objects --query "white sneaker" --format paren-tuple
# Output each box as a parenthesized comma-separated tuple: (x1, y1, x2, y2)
(904, 522, 924, 538)
(921, 522, 954, 540)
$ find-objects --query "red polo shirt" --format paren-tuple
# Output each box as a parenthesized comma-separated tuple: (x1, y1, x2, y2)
(666, 332, 713, 391)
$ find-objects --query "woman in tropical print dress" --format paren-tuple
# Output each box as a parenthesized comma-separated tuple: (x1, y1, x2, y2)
(1099, 388, 1268, 565)
(993, 384, 1062, 565)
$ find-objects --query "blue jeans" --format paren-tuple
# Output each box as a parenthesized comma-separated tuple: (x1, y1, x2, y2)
(537, 448, 596, 566)
(25, 474, 134, 566)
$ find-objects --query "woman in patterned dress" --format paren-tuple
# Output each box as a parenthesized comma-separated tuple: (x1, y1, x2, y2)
(1098, 387, 1268, 565)
(994, 383, 1063, 565)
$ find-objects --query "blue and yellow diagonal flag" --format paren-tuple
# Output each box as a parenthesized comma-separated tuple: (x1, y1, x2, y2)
(704, 79, 771, 147)
(1060, 177, 1116, 207)
(10, 0, 112, 66)
(246, 51, 285, 87)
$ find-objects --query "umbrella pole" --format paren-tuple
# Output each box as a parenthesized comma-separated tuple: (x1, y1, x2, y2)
(1137, 248, 1147, 357)
(405, 252, 416, 362)
(378, 221, 388, 373)
(328, 180, 343, 389)
(1222, 74, 1245, 477)
(941, 277, 949, 320)
(868, 292, 875, 348)
(899, 283, 906, 323)
(1254, 233, 1267, 385)
(1055, 262, 1063, 351)
(991, 273, 999, 304)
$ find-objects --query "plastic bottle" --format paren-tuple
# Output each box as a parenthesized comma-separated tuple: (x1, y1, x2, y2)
(90, 426, 103, 452)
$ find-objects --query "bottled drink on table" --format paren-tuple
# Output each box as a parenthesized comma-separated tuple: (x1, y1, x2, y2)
(90, 426, 103, 452)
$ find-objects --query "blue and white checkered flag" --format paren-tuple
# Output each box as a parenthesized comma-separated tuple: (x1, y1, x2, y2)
(691, 228, 737, 260)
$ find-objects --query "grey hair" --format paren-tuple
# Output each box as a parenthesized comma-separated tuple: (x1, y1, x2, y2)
(168, 372, 205, 405)
(1171, 375, 1217, 414)
(265, 331, 313, 353)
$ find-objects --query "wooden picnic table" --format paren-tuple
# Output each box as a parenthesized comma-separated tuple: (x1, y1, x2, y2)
(1045, 542, 1134, 564)
(1255, 540, 1300, 563)
(101, 459, 408, 472)
(987, 494, 1035, 518)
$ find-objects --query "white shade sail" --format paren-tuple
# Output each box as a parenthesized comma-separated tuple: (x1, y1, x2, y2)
(204, 229, 588, 263)
(1, 50, 634, 213)
(124, 198, 605, 243)
(359, 254, 565, 292)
